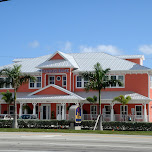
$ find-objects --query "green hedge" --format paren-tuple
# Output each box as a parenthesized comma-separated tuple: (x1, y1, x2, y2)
(0, 120, 152, 131)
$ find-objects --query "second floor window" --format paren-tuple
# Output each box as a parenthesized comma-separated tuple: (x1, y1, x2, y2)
(76, 76, 89, 88)
(62, 76, 66, 86)
(0, 77, 12, 89)
(30, 77, 41, 89)
(49, 76, 55, 84)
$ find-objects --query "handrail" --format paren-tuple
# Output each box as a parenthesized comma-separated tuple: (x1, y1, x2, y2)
(93, 115, 100, 130)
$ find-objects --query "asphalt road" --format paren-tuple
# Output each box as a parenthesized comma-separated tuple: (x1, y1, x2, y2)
(0, 132, 152, 152)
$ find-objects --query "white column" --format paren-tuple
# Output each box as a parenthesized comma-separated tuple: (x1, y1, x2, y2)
(110, 103, 115, 121)
(19, 103, 23, 117)
(62, 103, 65, 120)
(80, 103, 84, 120)
(32, 103, 37, 115)
(143, 103, 148, 122)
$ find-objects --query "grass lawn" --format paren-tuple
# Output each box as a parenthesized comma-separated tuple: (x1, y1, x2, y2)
(0, 128, 152, 135)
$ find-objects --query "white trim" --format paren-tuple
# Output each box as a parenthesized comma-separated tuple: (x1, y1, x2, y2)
(48, 76, 55, 85)
(104, 105, 111, 115)
(56, 76, 61, 81)
(28, 84, 85, 100)
(120, 105, 128, 115)
(90, 105, 97, 115)
(29, 76, 42, 89)
(135, 105, 143, 119)
(62, 75, 66, 87)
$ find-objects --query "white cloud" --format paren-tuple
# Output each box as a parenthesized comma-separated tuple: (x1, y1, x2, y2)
(28, 40, 39, 48)
(80, 44, 121, 55)
(63, 41, 72, 53)
(139, 45, 152, 55)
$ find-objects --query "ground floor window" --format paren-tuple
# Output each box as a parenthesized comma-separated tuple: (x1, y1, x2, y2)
(90, 105, 97, 118)
(135, 105, 143, 119)
(120, 105, 128, 115)
(9, 105, 14, 115)
(104, 105, 111, 117)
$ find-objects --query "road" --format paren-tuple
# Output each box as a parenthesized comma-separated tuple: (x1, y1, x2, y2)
(0, 132, 152, 152)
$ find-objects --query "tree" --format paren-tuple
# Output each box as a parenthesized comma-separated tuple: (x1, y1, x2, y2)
(0, 65, 35, 128)
(1, 90, 13, 114)
(113, 95, 131, 121)
(81, 62, 122, 130)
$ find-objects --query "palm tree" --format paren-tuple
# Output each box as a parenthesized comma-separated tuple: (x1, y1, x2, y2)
(0, 65, 35, 128)
(81, 62, 122, 130)
(1, 90, 13, 114)
(113, 95, 131, 121)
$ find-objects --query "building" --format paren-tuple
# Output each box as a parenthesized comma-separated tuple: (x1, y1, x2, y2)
(0, 51, 152, 122)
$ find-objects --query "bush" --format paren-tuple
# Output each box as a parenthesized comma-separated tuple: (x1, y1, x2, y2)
(0, 120, 152, 131)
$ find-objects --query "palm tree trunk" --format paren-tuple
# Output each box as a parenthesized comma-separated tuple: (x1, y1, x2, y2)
(98, 89, 103, 130)
(12, 88, 18, 128)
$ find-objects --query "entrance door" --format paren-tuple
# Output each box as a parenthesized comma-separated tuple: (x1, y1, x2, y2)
(40, 104, 51, 120)
(56, 104, 62, 120)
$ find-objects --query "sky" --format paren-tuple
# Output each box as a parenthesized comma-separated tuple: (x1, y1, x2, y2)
(1, 0, 152, 67)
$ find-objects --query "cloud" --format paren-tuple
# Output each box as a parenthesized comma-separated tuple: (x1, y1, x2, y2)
(28, 40, 39, 48)
(139, 45, 152, 55)
(80, 44, 121, 55)
(63, 41, 72, 53)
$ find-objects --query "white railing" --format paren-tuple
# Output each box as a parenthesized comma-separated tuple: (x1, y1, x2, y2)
(65, 114, 149, 122)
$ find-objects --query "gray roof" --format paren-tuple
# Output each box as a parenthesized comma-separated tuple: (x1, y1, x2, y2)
(0, 52, 150, 73)
(75, 91, 151, 102)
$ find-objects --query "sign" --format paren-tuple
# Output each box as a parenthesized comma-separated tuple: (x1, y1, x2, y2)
(75, 106, 81, 123)
(42, 69, 69, 73)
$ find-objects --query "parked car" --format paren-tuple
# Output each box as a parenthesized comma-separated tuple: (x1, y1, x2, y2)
(19, 114, 37, 119)
(0, 114, 13, 120)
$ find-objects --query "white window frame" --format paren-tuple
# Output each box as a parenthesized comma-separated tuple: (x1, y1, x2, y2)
(90, 105, 97, 116)
(29, 76, 42, 89)
(135, 105, 143, 119)
(107, 75, 125, 88)
(62, 75, 66, 87)
(120, 105, 128, 115)
(150, 75, 152, 88)
(76, 75, 89, 88)
(0, 77, 12, 89)
(48, 76, 55, 85)
(104, 105, 111, 117)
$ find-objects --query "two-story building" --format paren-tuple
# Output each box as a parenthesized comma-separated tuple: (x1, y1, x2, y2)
(0, 51, 152, 122)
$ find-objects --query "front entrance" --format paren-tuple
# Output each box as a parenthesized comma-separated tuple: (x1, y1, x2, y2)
(40, 104, 51, 120)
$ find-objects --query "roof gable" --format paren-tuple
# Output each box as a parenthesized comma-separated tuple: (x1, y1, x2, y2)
(50, 53, 65, 60)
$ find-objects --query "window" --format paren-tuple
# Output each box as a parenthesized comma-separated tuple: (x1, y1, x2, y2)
(120, 105, 128, 115)
(9, 105, 14, 115)
(150, 76, 152, 88)
(62, 76, 66, 86)
(104, 105, 111, 115)
(135, 105, 142, 119)
(0, 77, 12, 89)
(77, 76, 82, 88)
(76, 76, 89, 88)
(49, 76, 55, 84)
(29, 76, 41, 89)
(111, 76, 116, 87)
(56, 76, 61, 81)
(90, 105, 97, 118)
(109, 75, 124, 88)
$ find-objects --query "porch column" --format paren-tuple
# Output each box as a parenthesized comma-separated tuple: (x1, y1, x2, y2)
(61, 103, 65, 120)
(143, 103, 148, 122)
(80, 103, 84, 120)
(110, 103, 115, 121)
(32, 103, 37, 115)
(19, 103, 23, 117)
